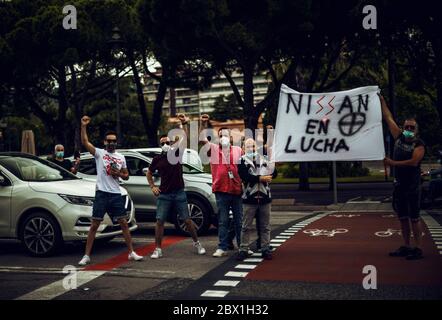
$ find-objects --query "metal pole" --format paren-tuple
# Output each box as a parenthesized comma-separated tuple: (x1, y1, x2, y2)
(116, 68, 121, 145)
(332, 161, 338, 204)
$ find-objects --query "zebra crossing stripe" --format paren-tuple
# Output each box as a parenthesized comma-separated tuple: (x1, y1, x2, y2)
(225, 271, 248, 277)
(243, 258, 264, 263)
(201, 290, 229, 298)
(235, 264, 257, 270)
(214, 280, 240, 287)
(199, 214, 323, 299)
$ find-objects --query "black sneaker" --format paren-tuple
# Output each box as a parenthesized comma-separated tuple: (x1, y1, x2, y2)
(406, 247, 423, 260)
(262, 251, 273, 260)
(227, 243, 235, 250)
(236, 251, 248, 261)
(389, 246, 411, 257)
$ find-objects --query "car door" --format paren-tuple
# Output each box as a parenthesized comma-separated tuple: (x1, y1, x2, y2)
(0, 170, 12, 236)
(122, 155, 159, 214)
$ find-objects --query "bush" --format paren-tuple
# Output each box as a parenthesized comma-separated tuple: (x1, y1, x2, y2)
(281, 162, 370, 178)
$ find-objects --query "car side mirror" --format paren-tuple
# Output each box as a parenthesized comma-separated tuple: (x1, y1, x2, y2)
(142, 167, 149, 175)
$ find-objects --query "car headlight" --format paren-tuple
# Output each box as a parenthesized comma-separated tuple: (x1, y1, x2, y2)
(59, 194, 94, 206)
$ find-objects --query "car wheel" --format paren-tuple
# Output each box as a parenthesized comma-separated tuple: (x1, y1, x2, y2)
(20, 212, 63, 257)
(174, 198, 211, 236)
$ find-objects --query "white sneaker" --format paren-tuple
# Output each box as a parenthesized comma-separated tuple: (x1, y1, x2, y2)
(150, 248, 163, 259)
(194, 241, 206, 255)
(212, 249, 227, 257)
(128, 251, 143, 261)
(248, 249, 254, 255)
(78, 255, 91, 266)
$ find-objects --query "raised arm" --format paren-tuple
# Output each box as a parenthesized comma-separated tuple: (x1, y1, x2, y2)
(378, 94, 401, 140)
(81, 116, 96, 156)
(177, 113, 190, 149)
(199, 114, 211, 145)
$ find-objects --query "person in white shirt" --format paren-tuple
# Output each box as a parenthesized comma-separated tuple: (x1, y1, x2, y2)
(78, 116, 143, 266)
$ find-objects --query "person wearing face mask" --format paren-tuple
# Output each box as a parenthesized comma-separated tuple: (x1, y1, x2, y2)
(48, 144, 79, 174)
(380, 95, 426, 260)
(78, 116, 143, 266)
(237, 138, 277, 261)
(200, 114, 243, 257)
(147, 115, 206, 259)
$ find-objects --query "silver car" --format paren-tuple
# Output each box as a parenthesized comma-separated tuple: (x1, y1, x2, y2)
(0, 152, 137, 257)
(70, 150, 218, 235)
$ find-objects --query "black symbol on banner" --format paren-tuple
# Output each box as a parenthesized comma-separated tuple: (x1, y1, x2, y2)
(338, 112, 366, 137)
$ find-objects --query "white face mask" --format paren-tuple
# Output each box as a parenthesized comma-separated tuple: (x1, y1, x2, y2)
(161, 144, 171, 153)
(220, 136, 230, 147)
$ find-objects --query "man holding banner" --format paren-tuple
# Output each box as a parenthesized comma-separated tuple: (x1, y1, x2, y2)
(380, 95, 425, 260)
(272, 83, 425, 261)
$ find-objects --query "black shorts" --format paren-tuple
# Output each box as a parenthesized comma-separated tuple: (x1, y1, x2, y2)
(393, 183, 421, 221)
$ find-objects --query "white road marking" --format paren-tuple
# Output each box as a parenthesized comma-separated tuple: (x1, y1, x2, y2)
(201, 290, 229, 298)
(243, 258, 263, 263)
(280, 232, 295, 236)
(270, 239, 286, 243)
(235, 264, 257, 270)
(16, 270, 106, 300)
(0, 266, 66, 274)
(271, 243, 282, 247)
(225, 271, 248, 278)
(251, 253, 262, 257)
(347, 201, 380, 204)
(214, 280, 240, 287)
(275, 236, 291, 239)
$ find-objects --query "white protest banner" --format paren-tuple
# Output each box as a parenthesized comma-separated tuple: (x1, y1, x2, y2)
(273, 84, 385, 162)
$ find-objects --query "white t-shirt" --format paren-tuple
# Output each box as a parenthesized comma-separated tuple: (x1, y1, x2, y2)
(94, 148, 127, 194)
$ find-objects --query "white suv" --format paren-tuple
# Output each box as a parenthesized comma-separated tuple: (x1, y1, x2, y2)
(0, 152, 137, 257)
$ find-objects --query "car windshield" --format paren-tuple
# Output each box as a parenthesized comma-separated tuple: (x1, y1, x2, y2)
(0, 156, 78, 182)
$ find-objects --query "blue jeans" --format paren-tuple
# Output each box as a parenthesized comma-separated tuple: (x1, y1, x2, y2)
(215, 192, 243, 251)
(156, 189, 190, 222)
(92, 190, 127, 223)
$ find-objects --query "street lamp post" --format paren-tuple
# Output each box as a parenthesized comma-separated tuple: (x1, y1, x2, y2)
(108, 27, 125, 145)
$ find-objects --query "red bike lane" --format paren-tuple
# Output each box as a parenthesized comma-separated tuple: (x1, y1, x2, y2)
(247, 213, 442, 286)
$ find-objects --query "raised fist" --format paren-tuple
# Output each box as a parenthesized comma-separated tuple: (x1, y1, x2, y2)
(177, 113, 189, 124)
(200, 114, 210, 123)
(81, 116, 91, 126)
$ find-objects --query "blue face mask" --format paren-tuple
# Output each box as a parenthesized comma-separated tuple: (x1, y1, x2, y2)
(56, 151, 64, 158)
(403, 130, 415, 139)
(246, 151, 256, 159)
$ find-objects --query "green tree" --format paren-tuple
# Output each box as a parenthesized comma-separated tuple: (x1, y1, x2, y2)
(210, 94, 243, 121)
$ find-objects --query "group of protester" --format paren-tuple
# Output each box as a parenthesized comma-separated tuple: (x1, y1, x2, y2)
(46, 93, 426, 265)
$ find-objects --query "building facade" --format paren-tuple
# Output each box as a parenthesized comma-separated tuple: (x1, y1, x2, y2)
(143, 68, 270, 117)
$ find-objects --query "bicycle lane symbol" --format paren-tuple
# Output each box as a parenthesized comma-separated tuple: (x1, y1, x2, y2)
(303, 228, 349, 237)
(375, 229, 425, 237)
